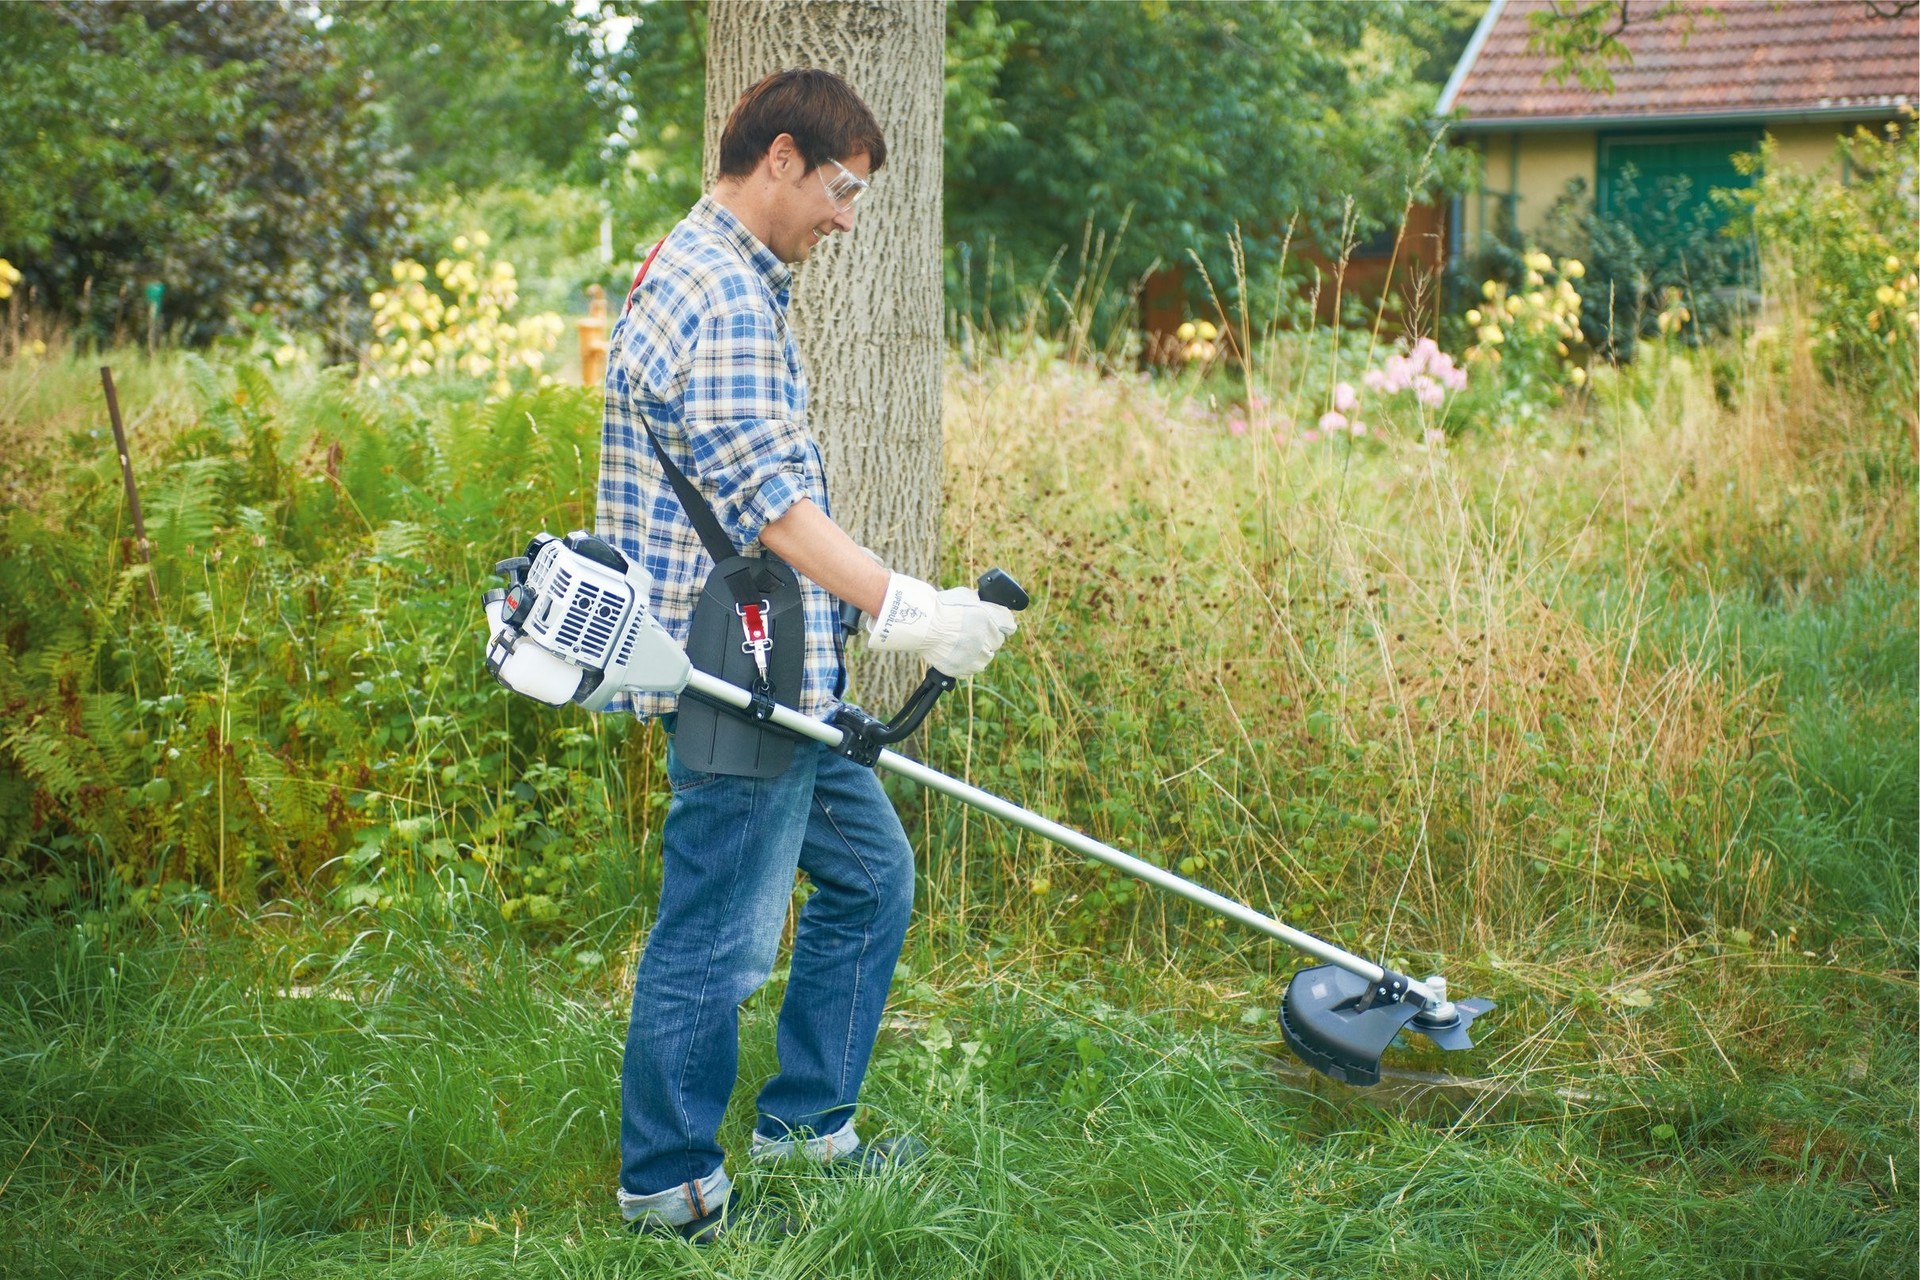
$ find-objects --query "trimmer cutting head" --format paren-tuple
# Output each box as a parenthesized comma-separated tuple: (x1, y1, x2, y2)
(1280, 964, 1494, 1086)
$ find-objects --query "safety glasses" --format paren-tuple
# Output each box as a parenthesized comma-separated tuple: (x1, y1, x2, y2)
(819, 158, 869, 213)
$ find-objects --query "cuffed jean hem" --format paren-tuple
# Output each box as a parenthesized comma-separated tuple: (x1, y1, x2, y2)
(750, 1116, 860, 1164)
(617, 1163, 732, 1227)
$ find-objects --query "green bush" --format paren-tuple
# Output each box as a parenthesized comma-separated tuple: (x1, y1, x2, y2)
(0, 357, 657, 922)
(1455, 172, 1755, 363)
(1729, 123, 1920, 423)
(0, 3, 416, 348)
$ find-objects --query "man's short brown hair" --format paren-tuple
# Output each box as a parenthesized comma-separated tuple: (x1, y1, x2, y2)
(716, 68, 886, 178)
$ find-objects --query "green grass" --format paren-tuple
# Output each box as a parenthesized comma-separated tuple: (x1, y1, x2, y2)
(1, 905, 1910, 1279)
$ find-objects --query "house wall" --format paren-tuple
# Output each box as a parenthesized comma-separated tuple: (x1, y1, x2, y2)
(1460, 117, 1895, 255)
(1512, 130, 1599, 238)
(1765, 122, 1854, 176)
(1464, 130, 1598, 248)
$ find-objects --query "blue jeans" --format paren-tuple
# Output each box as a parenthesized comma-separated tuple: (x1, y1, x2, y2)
(616, 736, 914, 1225)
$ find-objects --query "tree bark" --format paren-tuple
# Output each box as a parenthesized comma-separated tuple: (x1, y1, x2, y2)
(705, 0, 945, 719)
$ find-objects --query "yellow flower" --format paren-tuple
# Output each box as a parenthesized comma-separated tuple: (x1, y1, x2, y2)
(1176, 321, 1196, 342)
(1562, 259, 1586, 279)
(453, 235, 471, 253)
(1504, 295, 1524, 316)
(1466, 308, 1482, 325)
(1888, 255, 1904, 274)
(1481, 280, 1499, 301)
(1524, 251, 1552, 273)
(1569, 366, 1587, 386)
(1876, 284, 1898, 305)
(1196, 320, 1218, 341)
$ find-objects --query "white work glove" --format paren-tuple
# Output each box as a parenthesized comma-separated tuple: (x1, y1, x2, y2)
(864, 573, 1017, 678)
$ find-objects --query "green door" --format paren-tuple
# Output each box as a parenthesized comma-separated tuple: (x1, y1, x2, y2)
(1597, 129, 1760, 241)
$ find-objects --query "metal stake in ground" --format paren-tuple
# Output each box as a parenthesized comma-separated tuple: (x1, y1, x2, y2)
(100, 366, 159, 610)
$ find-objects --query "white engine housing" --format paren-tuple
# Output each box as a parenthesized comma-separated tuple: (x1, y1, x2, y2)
(484, 533, 690, 712)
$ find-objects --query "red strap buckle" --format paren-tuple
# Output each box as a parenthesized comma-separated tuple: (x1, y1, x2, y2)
(737, 600, 773, 682)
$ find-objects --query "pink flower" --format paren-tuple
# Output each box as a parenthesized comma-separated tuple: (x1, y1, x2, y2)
(1333, 381, 1357, 412)
(1227, 412, 1248, 436)
(1445, 367, 1468, 391)
(1318, 410, 1348, 433)
(1362, 369, 1389, 392)
(1350, 420, 1368, 437)
(1384, 354, 1410, 384)
(1424, 427, 1446, 447)
(1299, 429, 1321, 444)
(1414, 377, 1443, 407)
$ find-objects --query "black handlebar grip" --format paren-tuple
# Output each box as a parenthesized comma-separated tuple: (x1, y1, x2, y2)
(976, 568, 1029, 611)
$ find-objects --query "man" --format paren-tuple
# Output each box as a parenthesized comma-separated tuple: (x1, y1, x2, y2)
(596, 68, 1016, 1243)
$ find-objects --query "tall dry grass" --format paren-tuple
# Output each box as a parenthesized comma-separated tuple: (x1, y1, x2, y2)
(923, 285, 1912, 1026)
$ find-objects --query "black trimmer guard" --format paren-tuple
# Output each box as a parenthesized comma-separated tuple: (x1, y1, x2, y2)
(1280, 964, 1494, 1086)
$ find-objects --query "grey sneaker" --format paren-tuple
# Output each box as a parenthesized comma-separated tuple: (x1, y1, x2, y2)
(629, 1191, 797, 1245)
(827, 1133, 930, 1176)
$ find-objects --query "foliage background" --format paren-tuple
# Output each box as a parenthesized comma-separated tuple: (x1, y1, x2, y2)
(0, 1, 416, 348)
(1, 0, 1484, 345)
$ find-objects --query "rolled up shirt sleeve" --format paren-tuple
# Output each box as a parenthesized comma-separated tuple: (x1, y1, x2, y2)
(680, 302, 813, 548)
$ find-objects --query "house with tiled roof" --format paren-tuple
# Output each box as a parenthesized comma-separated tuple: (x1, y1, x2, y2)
(1439, 0, 1918, 256)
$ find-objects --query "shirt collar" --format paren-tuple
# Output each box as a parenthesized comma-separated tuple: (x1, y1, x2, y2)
(690, 194, 793, 297)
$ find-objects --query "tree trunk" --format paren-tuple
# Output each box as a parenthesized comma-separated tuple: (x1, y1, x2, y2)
(705, 0, 945, 720)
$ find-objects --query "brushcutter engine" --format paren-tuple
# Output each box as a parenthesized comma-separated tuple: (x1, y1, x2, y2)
(479, 531, 1495, 1087)
(483, 532, 690, 712)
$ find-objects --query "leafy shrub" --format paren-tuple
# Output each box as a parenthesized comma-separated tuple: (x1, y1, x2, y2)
(1729, 123, 1919, 424)
(0, 352, 655, 923)
(365, 233, 566, 397)
(421, 185, 634, 319)
(1456, 172, 1755, 361)
(0, 2, 416, 347)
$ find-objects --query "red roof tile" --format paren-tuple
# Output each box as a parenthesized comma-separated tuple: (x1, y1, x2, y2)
(1441, 0, 1919, 127)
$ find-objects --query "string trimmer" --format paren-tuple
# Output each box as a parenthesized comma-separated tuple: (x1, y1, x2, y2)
(481, 531, 1493, 1086)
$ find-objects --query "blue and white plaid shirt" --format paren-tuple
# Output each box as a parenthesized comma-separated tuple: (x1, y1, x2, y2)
(596, 196, 845, 718)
